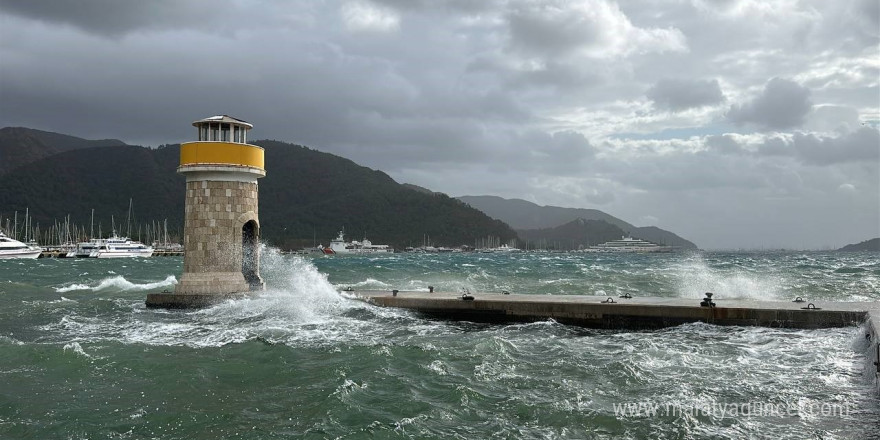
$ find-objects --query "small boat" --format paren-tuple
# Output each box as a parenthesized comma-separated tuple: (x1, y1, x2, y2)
(0, 231, 42, 259)
(89, 231, 154, 258)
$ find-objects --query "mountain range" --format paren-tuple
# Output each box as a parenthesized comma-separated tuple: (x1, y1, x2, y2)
(1, 127, 697, 250)
(457, 195, 697, 249)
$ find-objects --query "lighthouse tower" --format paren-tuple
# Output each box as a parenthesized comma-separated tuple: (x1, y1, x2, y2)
(147, 115, 265, 308)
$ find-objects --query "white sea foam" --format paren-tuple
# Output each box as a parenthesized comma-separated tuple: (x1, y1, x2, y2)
(349, 278, 391, 289)
(158, 245, 373, 347)
(55, 283, 91, 293)
(63, 341, 90, 358)
(45, 245, 448, 348)
(0, 335, 24, 345)
(55, 275, 178, 293)
(425, 360, 448, 376)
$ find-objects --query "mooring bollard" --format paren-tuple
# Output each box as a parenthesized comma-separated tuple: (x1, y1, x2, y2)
(428, 286, 434, 293)
(700, 292, 715, 307)
(392, 289, 399, 297)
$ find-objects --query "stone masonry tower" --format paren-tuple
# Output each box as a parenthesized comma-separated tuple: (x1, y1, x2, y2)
(146, 115, 265, 308)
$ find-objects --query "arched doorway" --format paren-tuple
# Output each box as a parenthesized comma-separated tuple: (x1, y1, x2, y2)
(242, 220, 261, 289)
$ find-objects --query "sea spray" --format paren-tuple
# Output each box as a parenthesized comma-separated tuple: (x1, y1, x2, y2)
(672, 253, 786, 300)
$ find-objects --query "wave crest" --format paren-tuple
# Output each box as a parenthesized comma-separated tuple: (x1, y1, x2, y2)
(55, 275, 178, 293)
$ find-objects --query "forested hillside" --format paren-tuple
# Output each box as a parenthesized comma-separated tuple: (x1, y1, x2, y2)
(0, 127, 127, 176)
(0, 137, 516, 250)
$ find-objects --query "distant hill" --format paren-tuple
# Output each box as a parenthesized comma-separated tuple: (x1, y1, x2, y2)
(0, 137, 516, 250)
(518, 218, 629, 250)
(838, 238, 880, 252)
(0, 127, 127, 176)
(457, 195, 697, 249)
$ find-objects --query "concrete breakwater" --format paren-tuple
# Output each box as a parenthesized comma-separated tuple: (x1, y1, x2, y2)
(351, 290, 880, 390)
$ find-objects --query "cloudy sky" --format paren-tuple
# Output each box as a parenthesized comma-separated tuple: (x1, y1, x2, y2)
(1, 0, 878, 249)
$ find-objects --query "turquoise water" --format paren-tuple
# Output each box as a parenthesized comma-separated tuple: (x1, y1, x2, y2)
(1, 250, 879, 439)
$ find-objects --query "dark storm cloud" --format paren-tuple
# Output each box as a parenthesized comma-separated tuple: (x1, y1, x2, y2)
(805, 105, 860, 133)
(757, 136, 792, 157)
(372, 0, 498, 13)
(520, 129, 596, 173)
(647, 78, 724, 111)
(0, 0, 877, 249)
(858, 0, 880, 30)
(535, 63, 606, 90)
(506, 3, 600, 57)
(704, 134, 743, 155)
(0, 0, 220, 36)
(748, 127, 880, 165)
(791, 127, 880, 165)
(727, 77, 813, 130)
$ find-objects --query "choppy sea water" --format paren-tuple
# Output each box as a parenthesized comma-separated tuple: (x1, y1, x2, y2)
(1, 250, 878, 439)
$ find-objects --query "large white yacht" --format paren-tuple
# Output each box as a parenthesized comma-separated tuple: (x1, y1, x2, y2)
(324, 230, 393, 255)
(67, 238, 99, 258)
(88, 231, 154, 258)
(0, 231, 42, 259)
(585, 236, 671, 253)
(480, 244, 522, 253)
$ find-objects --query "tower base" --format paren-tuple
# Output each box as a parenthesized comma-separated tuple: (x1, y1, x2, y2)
(145, 272, 265, 309)
(174, 272, 260, 295)
(145, 292, 248, 309)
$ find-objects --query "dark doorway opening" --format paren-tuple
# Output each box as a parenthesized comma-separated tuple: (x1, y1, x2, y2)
(242, 220, 261, 290)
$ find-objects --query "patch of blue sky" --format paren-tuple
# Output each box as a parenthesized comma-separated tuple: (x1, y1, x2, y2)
(610, 123, 737, 141)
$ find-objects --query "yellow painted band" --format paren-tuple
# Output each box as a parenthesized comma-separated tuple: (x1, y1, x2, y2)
(180, 142, 265, 169)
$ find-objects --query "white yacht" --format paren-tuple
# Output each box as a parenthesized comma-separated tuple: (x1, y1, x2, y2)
(480, 243, 522, 253)
(585, 236, 670, 253)
(325, 230, 393, 255)
(68, 239, 101, 258)
(89, 231, 154, 258)
(0, 231, 42, 259)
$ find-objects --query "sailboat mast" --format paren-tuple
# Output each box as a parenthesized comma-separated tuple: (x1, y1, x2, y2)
(127, 198, 132, 238)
